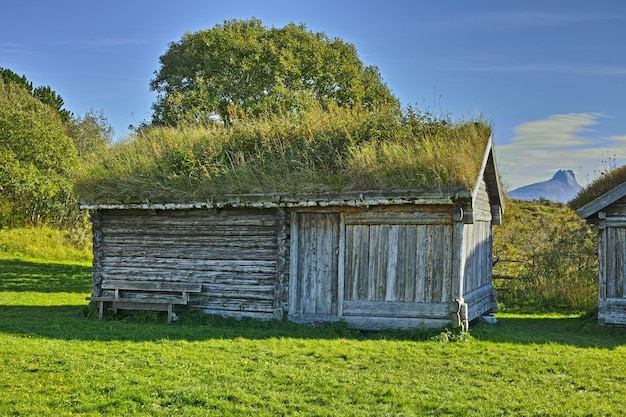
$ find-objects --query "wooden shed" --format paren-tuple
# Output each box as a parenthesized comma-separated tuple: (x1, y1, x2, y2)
(81, 135, 504, 330)
(576, 177, 626, 325)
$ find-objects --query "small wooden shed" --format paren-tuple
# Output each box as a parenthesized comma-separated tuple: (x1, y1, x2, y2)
(82, 136, 504, 330)
(576, 179, 626, 325)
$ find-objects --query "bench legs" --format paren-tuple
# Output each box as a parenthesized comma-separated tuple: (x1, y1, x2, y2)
(167, 304, 173, 323)
(95, 300, 177, 322)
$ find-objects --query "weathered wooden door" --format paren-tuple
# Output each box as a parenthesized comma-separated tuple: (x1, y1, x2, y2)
(289, 212, 340, 320)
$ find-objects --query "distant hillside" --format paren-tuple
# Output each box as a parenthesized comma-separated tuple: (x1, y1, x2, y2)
(508, 170, 582, 203)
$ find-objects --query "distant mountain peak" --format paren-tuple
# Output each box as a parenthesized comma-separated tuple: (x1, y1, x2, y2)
(551, 169, 578, 186)
(508, 169, 582, 203)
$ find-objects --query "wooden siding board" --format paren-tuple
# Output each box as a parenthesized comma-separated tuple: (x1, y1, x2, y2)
(611, 228, 626, 298)
(315, 215, 329, 313)
(337, 214, 346, 317)
(598, 298, 626, 325)
(345, 210, 452, 225)
(435, 226, 453, 303)
(344, 223, 355, 300)
(393, 225, 407, 302)
(415, 226, 427, 302)
(357, 225, 370, 301)
(100, 268, 274, 284)
(598, 226, 607, 301)
(274, 208, 288, 319)
(607, 228, 617, 298)
(424, 227, 436, 303)
(368, 225, 381, 301)
(343, 301, 450, 318)
(289, 212, 299, 315)
(299, 213, 315, 313)
(404, 225, 417, 302)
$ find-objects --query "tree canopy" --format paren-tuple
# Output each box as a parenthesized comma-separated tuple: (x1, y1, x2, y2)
(150, 18, 398, 126)
(0, 78, 78, 226)
(0, 67, 71, 123)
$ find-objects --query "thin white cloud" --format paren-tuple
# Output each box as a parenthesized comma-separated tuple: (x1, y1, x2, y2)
(510, 113, 600, 148)
(418, 58, 626, 77)
(496, 113, 626, 190)
(439, 10, 625, 29)
(461, 63, 626, 77)
(58, 38, 146, 53)
(0, 42, 27, 54)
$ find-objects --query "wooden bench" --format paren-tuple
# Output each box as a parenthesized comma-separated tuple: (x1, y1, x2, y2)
(88, 280, 203, 322)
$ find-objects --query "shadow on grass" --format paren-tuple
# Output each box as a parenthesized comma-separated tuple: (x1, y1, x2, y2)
(0, 258, 91, 293)
(471, 314, 626, 349)
(1, 257, 625, 348)
(0, 303, 625, 348)
(0, 304, 422, 342)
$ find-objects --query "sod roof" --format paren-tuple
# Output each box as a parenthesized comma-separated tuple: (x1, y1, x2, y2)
(569, 164, 626, 212)
(75, 104, 495, 205)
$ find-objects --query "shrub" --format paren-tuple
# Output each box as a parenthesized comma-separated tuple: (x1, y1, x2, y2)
(493, 200, 597, 313)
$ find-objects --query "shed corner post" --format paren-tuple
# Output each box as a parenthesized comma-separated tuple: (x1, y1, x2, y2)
(450, 206, 468, 330)
(91, 209, 105, 296)
(597, 212, 607, 325)
(288, 211, 300, 317)
(274, 208, 289, 321)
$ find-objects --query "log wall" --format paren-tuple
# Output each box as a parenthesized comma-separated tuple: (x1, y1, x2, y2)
(95, 208, 280, 319)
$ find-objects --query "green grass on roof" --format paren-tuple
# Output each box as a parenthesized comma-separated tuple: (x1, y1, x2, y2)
(75, 103, 492, 204)
(569, 164, 626, 210)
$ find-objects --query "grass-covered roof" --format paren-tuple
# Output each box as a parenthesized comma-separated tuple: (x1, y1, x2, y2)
(569, 164, 626, 211)
(75, 103, 493, 204)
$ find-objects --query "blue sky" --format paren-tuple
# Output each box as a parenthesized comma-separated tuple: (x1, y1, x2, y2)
(2, 0, 625, 190)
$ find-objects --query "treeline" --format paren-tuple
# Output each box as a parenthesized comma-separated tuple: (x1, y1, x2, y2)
(0, 68, 112, 229)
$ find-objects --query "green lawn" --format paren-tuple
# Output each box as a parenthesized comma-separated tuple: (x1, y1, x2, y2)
(1, 256, 625, 416)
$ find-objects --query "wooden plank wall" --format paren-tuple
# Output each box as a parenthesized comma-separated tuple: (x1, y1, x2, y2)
(97, 209, 280, 319)
(289, 212, 340, 316)
(340, 209, 457, 329)
(462, 178, 496, 321)
(604, 195, 626, 217)
(603, 227, 626, 300)
(598, 199, 626, 325)
(343, 211, 453, 304)
(598, 226, 626, 325)
(462, 221, 493, 294)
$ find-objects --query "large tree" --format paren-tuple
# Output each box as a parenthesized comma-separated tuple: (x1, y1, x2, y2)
(0, 78, 78, 226)
(150, 18, 398, 125)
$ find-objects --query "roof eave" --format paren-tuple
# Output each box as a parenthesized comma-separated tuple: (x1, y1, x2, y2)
(79, 189, 473, 211)
(577, 181, 626, 219)
(472, 134, 505, 214)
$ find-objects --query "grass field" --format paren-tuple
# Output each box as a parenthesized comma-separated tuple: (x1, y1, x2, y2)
(1, 256, 626, 416)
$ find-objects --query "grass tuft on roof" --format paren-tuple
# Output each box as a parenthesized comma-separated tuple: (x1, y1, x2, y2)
(569, 164, 626, 210)
(75, 103, 492, 204)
